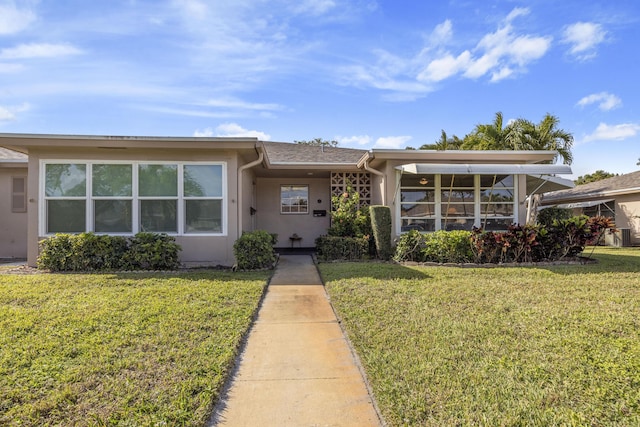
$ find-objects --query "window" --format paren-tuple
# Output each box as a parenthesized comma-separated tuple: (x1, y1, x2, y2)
(45, 164, 87, 233)
(479, 175, 514, 230)
(41, 161, 226, 235)
(11, 176, 27, 213)
(400, 173, 517, 232)
(281, 185, 308, 214)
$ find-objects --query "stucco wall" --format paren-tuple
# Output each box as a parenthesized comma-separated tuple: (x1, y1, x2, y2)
(255, 177, 331, 248)
(0, 167, 28, 258)
(615, 195, 640, 245)
(24, 147, 242, 267)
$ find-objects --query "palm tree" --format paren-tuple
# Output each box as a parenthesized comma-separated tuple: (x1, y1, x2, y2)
(461, 112, 517, 151)
(419, 130, 463, 150)
(511, 114, 573, 164)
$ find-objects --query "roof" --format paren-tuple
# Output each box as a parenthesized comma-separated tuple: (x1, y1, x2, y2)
(0, 133, 258, 153)
(542, 170, 640, 204)
(261, 141, 366, 168)
(0, 147, 27, 163)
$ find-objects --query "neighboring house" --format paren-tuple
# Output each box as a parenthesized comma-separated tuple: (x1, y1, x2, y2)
(0, 147, 28, 259)
(540, 170, 640, 246)
(0, 133, 573, 267)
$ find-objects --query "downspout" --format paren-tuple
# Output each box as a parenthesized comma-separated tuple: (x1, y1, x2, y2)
(361, 155, 386, 205)
(237, 147, 264, 239)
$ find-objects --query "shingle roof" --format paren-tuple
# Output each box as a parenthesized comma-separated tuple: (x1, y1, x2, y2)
(543, 170, 640, 203)
(262, 141, 366, 165)
(0, 147, 27, 162)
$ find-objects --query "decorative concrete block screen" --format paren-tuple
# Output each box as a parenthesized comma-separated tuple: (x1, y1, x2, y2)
(330, 172, 371, 207)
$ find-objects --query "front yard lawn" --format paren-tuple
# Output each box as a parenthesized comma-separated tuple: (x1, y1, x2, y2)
(321, 247, 640, 426)
(0, 270, 268, 426)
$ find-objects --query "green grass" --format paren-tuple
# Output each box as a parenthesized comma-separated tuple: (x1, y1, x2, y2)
(0, 270, 268, 426)
(321, 247, 640, 426)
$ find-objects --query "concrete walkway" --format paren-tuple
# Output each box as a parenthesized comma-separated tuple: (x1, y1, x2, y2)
(210, 255, 382, 427)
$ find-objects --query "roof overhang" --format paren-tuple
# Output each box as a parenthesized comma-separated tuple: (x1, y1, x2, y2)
(526, 174, 575, 194)
(0, 133, 259, 153)
(555, 199, 615, 209)
(362, 149, 559, 169)
(397, 163, 572, 175)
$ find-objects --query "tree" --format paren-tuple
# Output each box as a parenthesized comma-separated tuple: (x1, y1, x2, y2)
(461, 112, 518, 151)
(511, 113, 574, 164)
(574, 170, 617, 185)
(294, 138, 338, 147)
(419, 130, 463, 150)
(461, 112, 574, 164)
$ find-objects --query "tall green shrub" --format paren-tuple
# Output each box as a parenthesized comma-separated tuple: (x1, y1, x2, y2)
(369, 205, 392, 260)
(233, 230, 277, 270)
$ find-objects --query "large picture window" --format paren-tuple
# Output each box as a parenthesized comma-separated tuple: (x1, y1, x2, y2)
(281, 185, 308, 214)
(42, 161, 226, 235)
(400, 174, 516, 232)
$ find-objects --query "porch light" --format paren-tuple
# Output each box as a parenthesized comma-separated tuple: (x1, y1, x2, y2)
(419, 177, 429, 185)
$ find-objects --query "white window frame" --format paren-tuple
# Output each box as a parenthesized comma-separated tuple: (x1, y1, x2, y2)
(280, 184, 309, 214)
(39, 160, 227, 236)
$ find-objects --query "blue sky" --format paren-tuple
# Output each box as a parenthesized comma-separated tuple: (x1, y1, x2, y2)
(1, 0, 639, 178)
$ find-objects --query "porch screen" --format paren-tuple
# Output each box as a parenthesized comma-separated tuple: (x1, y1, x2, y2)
(400, 173, 516, 232)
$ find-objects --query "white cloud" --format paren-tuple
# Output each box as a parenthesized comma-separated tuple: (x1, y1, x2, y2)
(583, 122, 640, 142)
(204, 98, 284, 112)
(576, 92, 622, 111)
(337, 135, 372, 148)
(0, 63, 24, 73)
(458, 10, 551, 82)
(0, 3, 36, 35)
(293, 0, 337, 16)
(429, 19, 453, 45)
(562, 22, 606, 60)
(374, 135, 412, 149)
(354, 7, 552, 99)
(0, 103, 30, 122)
(0, 43, 83, 59)
(194, 123, 270, 140)
(419, 51, 471, 82)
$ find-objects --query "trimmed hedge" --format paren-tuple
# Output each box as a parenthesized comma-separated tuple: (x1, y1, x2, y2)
(38, 232, 181, 272)
(394, 230, 473, 263)
(233, 230, 277, 270)
(315, 236, 370, 261)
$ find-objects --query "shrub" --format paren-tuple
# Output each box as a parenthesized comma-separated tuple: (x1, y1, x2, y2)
(233, 230, 277, 270)
(123, 233, 181, 270)
(370, 205, 392, 260)
(423, 230, 474, 263)
(537, 206, 572, 227)
(37, 232, 181, 272)
(38, 233, 74, 272)
(393, 230, 427, 262)
(315, 236, 369, 261)
(328, 185, 370, 238)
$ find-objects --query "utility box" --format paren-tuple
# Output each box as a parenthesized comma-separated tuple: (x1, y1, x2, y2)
(605, 228, 631, 247)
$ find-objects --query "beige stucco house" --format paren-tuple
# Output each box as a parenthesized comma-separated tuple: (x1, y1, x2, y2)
(1, 133, 573, 267)
(0, 147, 28, 259)
(540, 170, 640, 246)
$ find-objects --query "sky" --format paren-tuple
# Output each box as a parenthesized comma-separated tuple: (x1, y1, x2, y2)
(1, 0, 639, 179)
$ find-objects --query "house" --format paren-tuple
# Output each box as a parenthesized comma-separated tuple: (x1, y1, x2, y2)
(0, 147, 28, 259)
(540, 170, 640, 246)
(0, 133, 573, 267)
